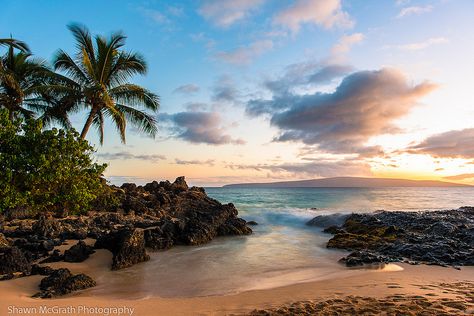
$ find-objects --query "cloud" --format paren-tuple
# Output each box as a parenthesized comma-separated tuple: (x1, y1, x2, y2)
(395, 0, 410, 6)
(173, 84, 200, 95)
(167, 5, 184, 17)
(215, 39, 273, 65)
(184, 102, 208, 111)
(161, 111, 245, 145)
(396, 37, 448, 51)
(212, 75, 240, 103)
(247, 68, 437, 154)
(139, 8, 171, 24)
(443, 173, 474, 181)
(396, 5, 433, 18)
(273, 0, 354, 33)
(226, 159, 372, 178)
(331, 33, 364, 55)
(408, 128, 474, 158)
(97, 151, 166, 162)
(190, 32, 216, 50)
(198, 0, 266, 27)
(257, 61, 353, 99)
(175, 159, 216, 166)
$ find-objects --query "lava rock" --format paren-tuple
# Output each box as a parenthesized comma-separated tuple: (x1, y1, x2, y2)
(0, 233, 11, 250)
(217, 218, 253, 236)
(39, 250, 64, 264)
(0, 247, 31, 279)
(171, 176, 188, 193)
(32, 215, 62, 239)
(144, 227, 174, 250)
(33, 268, 96, 298)
(64, 241, 95, 263)
(306, 214, 349, 228)
(95, 228, 150, 270)
(340, 250, 399, 267)
(319, 208, 474, 267)
(31, 264, 54, 276)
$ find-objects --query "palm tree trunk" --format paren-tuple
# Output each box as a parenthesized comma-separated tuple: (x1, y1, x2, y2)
(80, 108, 97, 139)
(8, 109, 13, 121)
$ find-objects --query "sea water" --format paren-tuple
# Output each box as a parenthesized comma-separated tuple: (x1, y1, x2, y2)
(91, 187, 474, 298)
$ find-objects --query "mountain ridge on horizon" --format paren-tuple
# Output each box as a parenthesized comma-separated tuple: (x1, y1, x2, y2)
(222, 176, 471, 188)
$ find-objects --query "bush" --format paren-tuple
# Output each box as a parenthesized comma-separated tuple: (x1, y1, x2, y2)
(0, 110, 107, 215)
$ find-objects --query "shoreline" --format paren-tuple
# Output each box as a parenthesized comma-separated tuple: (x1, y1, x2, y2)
(1, 260, 473, 315)
(1, 180, 473, 315)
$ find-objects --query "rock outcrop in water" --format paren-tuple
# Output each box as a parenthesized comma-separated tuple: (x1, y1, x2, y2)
(314, 207, 474, 267)
(0, 177, 252, 277)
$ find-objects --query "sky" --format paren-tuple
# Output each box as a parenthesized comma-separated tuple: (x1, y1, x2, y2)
(2, 0, 474, 186)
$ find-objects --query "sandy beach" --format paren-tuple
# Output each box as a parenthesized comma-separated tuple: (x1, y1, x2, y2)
(1, 243, 473, 316)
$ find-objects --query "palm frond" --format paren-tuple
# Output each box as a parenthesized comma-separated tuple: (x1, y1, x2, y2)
(68, 23, 96, 68)
(92, 110, 105, 144)
(109, 84, 159, 111)
(115, 103, 157, 138)
(103, 105, 126, 143)
(0, 38, 30, 53)
(108, 51, 147, 86)
(53, 49, 89, 84)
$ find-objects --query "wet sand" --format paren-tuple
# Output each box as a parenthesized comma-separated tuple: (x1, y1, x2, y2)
(0, 244, 473, 315)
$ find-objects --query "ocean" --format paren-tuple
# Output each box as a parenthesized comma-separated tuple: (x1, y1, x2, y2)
(91, 187, 474, 298)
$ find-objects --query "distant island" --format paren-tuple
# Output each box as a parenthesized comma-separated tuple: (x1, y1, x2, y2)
(223, 177, 471, 188)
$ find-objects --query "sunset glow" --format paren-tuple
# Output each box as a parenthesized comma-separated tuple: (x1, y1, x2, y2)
(3, 0, 474, 186)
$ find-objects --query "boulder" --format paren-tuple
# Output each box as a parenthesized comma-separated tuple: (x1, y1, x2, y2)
(340, 250, 399, 267)
(39, 250, 64, 264)
(0, 247, 31, 279)
(95, 228, 150, 270)
(30, 264, 54, 276)
(32, 215, 62, 239)
(171, 176, 188, 193)
(306, 214, 349, 228)
(33, 268, 96, 298)
(64, 241, 95, 263)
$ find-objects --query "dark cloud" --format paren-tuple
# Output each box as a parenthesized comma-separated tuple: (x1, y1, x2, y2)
(97, 151, 166, 162)
(212, 75, 239, 103)
(161, 111, 245, 145)
(175, 159, 216, 166)
(185, 102, 208, 111)
(226, 159, 371, 178)
(408, 128, 474, 158)
(264, 62, 353, 96)
(248, 68, 437, 154)
(173, 84, 200, 95)
(443, 173, 474, 181)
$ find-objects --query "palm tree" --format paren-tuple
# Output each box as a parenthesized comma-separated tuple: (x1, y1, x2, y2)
(52, 24, 159, 144)
(0, 45, 51, 120)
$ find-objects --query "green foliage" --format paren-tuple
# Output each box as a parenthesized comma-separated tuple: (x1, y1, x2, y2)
(0, 110, 107, 215)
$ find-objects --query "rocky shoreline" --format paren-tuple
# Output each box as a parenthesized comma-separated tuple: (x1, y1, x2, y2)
(308, 207, 474, 268)
(0, 177, 252, 297)
(2, 180, 474, 300)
